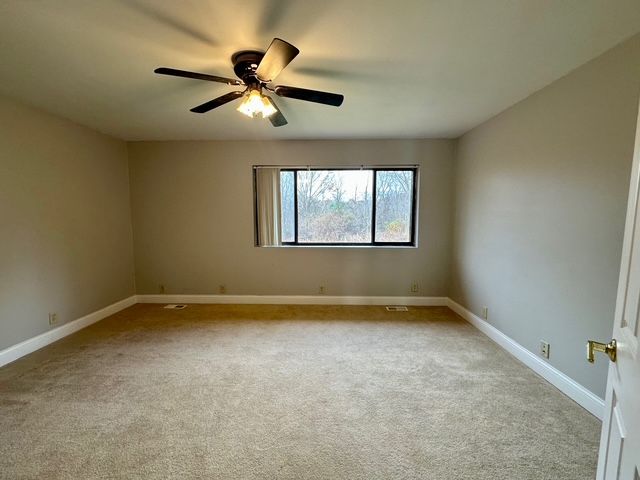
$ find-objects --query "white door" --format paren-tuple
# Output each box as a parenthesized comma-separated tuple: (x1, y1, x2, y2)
(595, 99, 640, 479)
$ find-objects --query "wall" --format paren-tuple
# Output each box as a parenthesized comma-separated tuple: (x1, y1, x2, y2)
(128, 139, 453, 297)
(451, 34, 640, 398)
(0, 95, 136, 350)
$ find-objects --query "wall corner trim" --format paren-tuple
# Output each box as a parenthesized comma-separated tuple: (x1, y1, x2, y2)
(0, 295, 137, 368)
(446, 298, 605, 420)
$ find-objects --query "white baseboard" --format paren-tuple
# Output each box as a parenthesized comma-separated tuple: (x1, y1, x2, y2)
(446, 298, 605, 420)
(0, 295, 137, 368)
(1, 293, 603, 421)
(136, 294, 448, 306)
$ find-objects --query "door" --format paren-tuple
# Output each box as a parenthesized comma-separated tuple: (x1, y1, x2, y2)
(595, 99, 640, 479)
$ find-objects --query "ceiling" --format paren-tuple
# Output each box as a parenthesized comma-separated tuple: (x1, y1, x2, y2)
(1, 0, 639, 141)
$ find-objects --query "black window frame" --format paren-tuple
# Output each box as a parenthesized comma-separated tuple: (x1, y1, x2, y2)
(267, 166, 419, 247)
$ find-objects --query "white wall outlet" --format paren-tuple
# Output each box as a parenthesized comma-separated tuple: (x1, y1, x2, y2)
(411, 283, 419, 293)
(319, 286, 326, 294)
(540, 341, 550, 359)
(481, 306, 488, 320)
(48, 313, 58, 326)
(159, 284, 166, 294)
(219, 285, 226, 294)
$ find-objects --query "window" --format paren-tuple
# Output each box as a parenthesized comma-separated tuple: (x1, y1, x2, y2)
(255, 166, 418, 246)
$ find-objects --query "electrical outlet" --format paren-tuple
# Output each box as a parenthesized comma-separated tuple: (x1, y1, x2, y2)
(159, 284, 166, 294)
(319, 286, 325, 294)
(540, 341, 550, 359)
(48, 313, 58, 326)
(482, 306, 488, 320)
(411, 283, 419, 293)
(219, 285, 226, 294)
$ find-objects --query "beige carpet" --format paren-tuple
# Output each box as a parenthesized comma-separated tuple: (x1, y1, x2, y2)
(0, 304, 599, 479)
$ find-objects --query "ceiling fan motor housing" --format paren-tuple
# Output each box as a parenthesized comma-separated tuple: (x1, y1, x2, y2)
(231, 50, 265, 86)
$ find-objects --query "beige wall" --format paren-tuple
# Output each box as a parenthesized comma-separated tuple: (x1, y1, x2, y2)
(0, 95, 135, 350)
(128, 139, 454, 297)
(451, 34, 640, 398)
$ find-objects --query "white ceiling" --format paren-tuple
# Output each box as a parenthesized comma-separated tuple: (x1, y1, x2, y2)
(1, 0, 639, 141)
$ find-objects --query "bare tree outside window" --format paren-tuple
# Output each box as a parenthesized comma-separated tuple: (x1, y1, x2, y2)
(375, 170, 413, 242)
(280, 171, 295, 242)
(263, 167, 416, 246)
(297, 170, 373, 243)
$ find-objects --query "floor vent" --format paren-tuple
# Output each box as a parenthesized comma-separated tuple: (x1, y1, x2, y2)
(386, 306, 408, 312)
(164, 304, 187, 310)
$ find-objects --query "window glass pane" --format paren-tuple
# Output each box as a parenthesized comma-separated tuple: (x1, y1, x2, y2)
(297, 170, 373, 243)
(280, 171, 295, 242)
(375, 170, 414, 242)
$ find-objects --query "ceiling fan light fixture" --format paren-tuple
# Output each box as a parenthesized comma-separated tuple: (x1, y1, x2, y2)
(236, 89, 262, 117)
(260, 96, 277, 118)
(236, 88, 275, 118)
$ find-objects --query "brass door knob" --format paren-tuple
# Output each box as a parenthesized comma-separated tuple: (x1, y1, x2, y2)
(586, 339, 617, 363)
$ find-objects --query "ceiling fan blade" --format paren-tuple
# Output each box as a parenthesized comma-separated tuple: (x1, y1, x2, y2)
(190, 91, 244, 113)
(267, 97, 288, 127)
(155, 67, 242, 86)
(255, 38, 300, 83)
(274, 85, 344, 107)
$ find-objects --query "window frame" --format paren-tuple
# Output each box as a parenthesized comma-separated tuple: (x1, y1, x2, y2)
(274, 166, 419, 247)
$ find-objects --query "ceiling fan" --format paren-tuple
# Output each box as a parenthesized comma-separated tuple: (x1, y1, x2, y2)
(154, 38, 344, 127)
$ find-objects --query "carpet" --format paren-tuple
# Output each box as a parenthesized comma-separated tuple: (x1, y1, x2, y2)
(0, 304, 600, 479)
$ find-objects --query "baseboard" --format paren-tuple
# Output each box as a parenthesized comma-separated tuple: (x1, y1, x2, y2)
(136, 294, 448, 306)
(0, 295, 137, 368)
(446, 299, 605, 420)
(1, 293, 603, 420)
